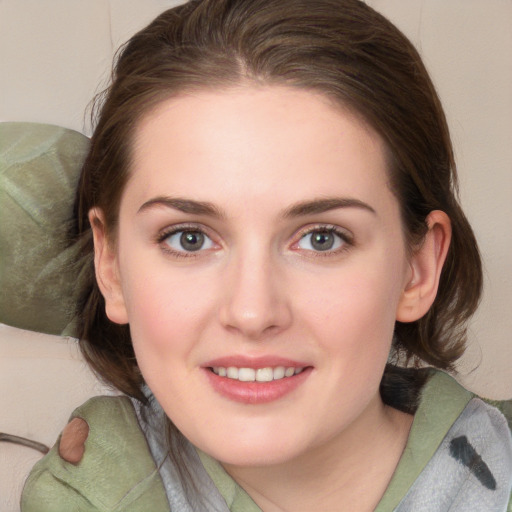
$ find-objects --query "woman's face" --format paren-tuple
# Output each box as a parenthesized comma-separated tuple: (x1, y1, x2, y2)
(107, 86, 414, 466)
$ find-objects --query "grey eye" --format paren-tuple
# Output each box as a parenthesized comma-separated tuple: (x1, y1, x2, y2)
(180, 231, 205, 251)
(298, 230, 343, 252)
(164, 230, 213, 252)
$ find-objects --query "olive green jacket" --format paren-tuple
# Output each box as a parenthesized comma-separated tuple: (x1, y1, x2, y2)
(21, 372, 512, 511)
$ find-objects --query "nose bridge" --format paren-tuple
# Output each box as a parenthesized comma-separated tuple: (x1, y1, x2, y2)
(220, 240, 291, 339)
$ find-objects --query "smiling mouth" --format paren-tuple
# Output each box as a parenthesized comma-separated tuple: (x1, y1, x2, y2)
(210, 366, 305, 382)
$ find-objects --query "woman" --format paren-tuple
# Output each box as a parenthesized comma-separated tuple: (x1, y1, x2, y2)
(22, 0, 512, 510)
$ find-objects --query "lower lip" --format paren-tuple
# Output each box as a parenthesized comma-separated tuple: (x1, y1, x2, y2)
(204, 367, 312, 404)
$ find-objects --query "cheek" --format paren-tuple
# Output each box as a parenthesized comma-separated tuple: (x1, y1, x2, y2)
(304, 261, 404, 344)
(298, 251, 407, 392)
(120, 265, 212, 408)
(118, 254, 211, 356)
(298, 264, 402, 413)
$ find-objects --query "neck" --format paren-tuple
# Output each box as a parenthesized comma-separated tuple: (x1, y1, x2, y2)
(222, 395, 413, 512)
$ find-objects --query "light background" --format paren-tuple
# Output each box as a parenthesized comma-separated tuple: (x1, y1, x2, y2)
(0, 0, 510, 395)
(0, 1, 511, 509)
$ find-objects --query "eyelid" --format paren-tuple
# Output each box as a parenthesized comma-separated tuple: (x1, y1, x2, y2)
(156, 222, 220, 257)
(290, 224, 354, 254)
(156, 222, 202, 241)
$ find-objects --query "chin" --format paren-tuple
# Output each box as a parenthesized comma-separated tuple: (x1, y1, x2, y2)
(200, 432, 308, 468)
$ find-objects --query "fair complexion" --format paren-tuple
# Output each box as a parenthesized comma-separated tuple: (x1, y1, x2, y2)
(92, 86, 451, 511)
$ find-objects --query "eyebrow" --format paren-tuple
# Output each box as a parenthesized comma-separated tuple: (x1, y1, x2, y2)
(138, 196, 226, 218)
(283, 197, 376, 218)
(137, 195, 376, 218)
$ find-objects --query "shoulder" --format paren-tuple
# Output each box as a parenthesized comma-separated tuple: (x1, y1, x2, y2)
(415, 370, 511, 440)
(409, 373, 512, 510)
(465, 398, 512, 511)
(378, 371, 512, 511)
(21, 395, 169, 512)
(424, 373, 512, 501)
(491, 401, 512, 511)
(442, 396, 512, 510)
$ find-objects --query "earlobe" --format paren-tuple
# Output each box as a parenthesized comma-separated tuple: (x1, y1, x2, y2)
(396, 210, 452, 323)
(89, 208, 129, 325)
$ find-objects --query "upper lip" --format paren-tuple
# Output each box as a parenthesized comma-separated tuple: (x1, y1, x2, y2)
(203, 355, 310, 369)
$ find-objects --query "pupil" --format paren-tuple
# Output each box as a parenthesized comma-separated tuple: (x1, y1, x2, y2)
(311, 232, 334, 251)
(180, 231, 204, 251)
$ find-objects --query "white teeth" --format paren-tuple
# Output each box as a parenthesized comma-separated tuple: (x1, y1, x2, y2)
(284, 367, 295, 378)
(211, 365, 304, 382)
(273, 366, 285, 380)
(238, 368, 256, 382)
(256, 367, 273, 382)
(227, 367, 239, 379)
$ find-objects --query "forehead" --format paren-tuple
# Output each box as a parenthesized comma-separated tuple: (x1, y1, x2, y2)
(127, 86, 393, 212)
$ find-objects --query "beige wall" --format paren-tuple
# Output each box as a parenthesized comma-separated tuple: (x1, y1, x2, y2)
(366, 0, 512, 398)
(1, 0, 510, 399)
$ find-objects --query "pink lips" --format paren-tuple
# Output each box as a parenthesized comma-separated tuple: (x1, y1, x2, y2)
(202, 356, 312, 404)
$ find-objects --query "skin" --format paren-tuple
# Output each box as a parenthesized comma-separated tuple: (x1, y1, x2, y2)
(92, 86, 451, 511)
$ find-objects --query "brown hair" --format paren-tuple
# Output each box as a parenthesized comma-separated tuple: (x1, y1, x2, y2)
(73, 0, 482, 401)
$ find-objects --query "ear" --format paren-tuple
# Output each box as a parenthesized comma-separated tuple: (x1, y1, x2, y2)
(89, 208, 129, 325)
(396, 210, 452, 322)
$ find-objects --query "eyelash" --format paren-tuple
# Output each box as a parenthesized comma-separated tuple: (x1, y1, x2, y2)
(293, 225, 354, 257)
(156, 223, 217, 258)
(155, 223, 354, 259)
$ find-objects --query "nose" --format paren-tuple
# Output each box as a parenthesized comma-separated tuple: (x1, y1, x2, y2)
(219, 247, 292, 340)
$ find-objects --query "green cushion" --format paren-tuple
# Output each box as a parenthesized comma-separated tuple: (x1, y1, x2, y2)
(0, 122, 89, 336)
